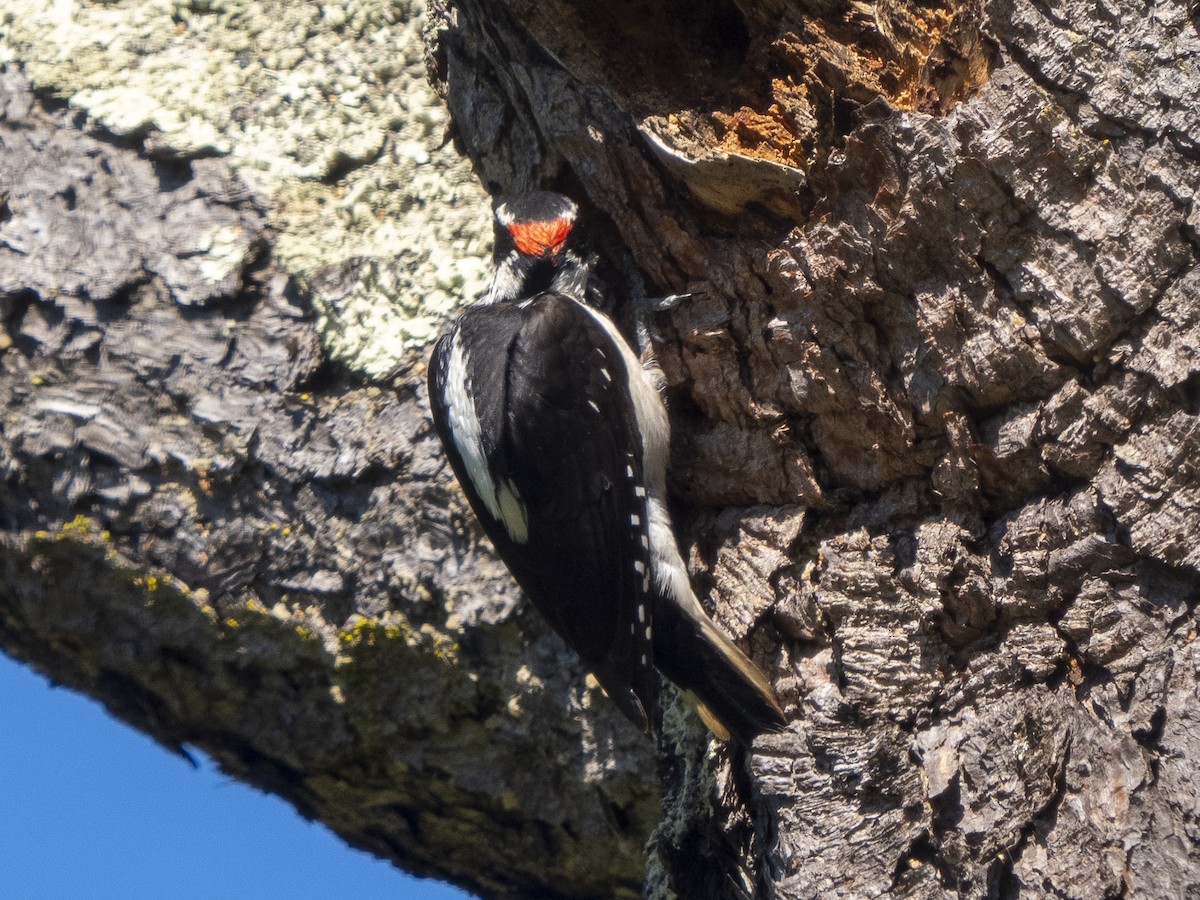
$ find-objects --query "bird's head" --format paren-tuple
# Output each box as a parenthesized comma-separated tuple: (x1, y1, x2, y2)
(487, 192, 589, 304)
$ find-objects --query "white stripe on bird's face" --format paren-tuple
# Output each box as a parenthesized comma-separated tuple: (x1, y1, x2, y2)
(444, 337, 529, 544)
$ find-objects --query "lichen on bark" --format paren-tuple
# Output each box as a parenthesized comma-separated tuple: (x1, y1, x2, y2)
(0, 0, 493, 371)
(0, 56, 653, 900)
(3, 0, 1200, 896)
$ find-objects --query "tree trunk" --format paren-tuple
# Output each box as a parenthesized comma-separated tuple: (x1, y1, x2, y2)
(3, 0, 1200, 897)
(427, 0, 1200, 895)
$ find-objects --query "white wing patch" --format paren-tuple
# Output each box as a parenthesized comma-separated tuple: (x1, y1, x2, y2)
(445, 339, 530, 544)
(496, 479, 529, 543)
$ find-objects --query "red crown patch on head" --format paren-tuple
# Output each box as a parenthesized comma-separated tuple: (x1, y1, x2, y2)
(507, 217, 573, 258)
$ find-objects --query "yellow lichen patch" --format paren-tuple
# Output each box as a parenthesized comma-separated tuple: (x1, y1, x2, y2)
(60, 514, 97, 538)
(31, 515, 116, 550)
(243, 597, 266, 614)
(336, 614, 459, 665)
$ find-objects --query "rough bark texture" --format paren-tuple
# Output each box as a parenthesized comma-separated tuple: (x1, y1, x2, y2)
(0, 66, 654, 900)
(428, 0, 1200, 896)
(2, 0, 1199, 897)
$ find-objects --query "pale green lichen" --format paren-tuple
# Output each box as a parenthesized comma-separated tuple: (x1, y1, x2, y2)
(0, 0, 492, 374)
(193, 224, 254, 284)
(310, 249, 489, 374)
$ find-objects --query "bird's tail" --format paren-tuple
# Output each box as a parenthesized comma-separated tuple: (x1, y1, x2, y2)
(654, 605, 787, 744)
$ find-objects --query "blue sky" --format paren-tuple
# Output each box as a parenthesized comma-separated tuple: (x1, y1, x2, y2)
(0, 652, 476, 900)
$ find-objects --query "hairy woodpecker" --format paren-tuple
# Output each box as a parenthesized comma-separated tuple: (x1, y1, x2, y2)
(428, 191, 786, 742)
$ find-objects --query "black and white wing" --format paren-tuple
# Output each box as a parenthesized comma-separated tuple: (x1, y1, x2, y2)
(428, 293, 657, 730)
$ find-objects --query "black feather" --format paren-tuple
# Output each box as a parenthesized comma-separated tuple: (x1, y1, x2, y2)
(429, 292, 657, 731)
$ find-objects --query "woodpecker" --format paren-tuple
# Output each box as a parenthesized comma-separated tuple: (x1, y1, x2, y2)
(428, 191, 786, 743)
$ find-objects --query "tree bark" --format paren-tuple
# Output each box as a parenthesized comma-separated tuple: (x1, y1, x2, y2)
(3, 0, 1200, 897)
(0, 63, 653, 900)
(428, 0, 1200, 896)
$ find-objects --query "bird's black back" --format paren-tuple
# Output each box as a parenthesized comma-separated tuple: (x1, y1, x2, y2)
(428, 292, 658, 730)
